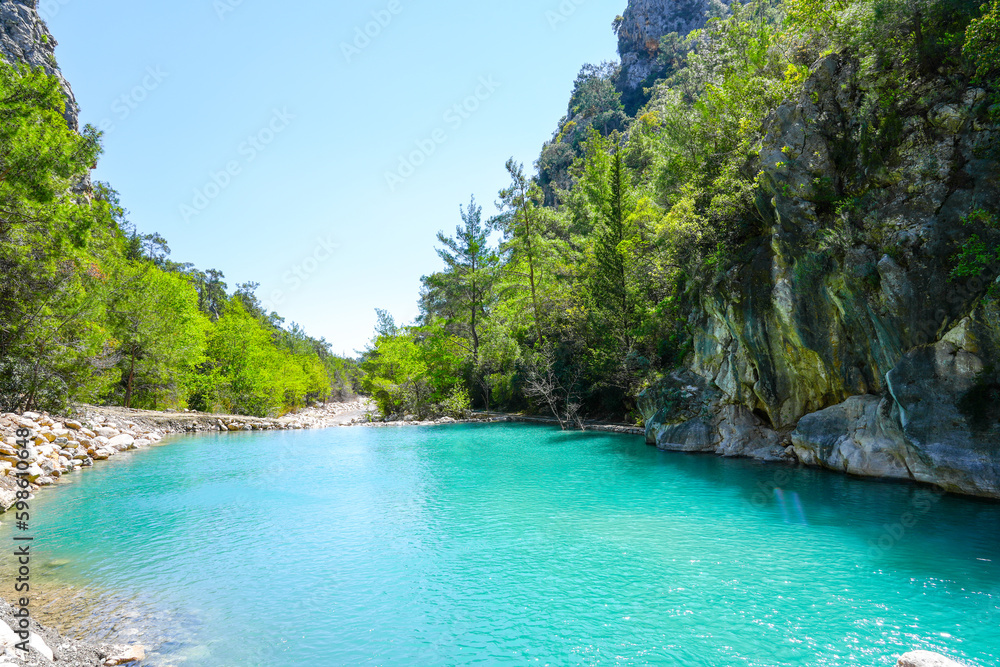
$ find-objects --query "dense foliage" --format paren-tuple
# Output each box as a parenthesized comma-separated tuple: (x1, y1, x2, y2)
(363, 0, 1000, 425)
(0, 62, 359, 416)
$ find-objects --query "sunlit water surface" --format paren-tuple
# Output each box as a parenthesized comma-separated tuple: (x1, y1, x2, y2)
(5, 423, 1000, 666)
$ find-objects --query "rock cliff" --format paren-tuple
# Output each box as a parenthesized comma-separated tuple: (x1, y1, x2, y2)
(640, 54, 1000, 499)
(616, 0, 731, 112)
(0, 0, 78, 129)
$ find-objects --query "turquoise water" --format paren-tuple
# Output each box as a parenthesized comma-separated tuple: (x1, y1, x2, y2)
(8, 423, 1000, 666)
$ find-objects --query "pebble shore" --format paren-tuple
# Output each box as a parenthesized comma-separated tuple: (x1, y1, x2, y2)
(0, 400, 370, 666)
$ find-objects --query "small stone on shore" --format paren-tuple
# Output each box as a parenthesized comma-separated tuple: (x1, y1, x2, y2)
(898, 651, 968, 667)
(104, 645, 145, 665)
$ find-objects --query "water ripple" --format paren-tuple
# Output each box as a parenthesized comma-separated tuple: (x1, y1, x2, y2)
(3, 424, 998, 666)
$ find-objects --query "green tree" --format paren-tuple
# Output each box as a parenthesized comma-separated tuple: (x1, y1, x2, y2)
(106, 265, 209, 409)
(0, 62, 110, 411)
(203, 300, 286, 416)
(428, 196, 498, 361)
(965, 0, 1000, 83)
(495, 159, 547, 344)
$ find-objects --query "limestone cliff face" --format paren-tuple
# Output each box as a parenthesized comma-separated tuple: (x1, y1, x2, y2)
(0, 0, 78, 130)
(616, 0, 730, 110)
(641, 54, 1000, 499)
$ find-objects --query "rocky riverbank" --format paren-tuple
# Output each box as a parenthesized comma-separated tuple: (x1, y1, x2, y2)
(0, 399, 371, 511)
(0, 400, 370, 665)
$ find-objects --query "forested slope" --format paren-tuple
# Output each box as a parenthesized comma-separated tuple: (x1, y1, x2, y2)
(364, 0, 1000, 497)
(0, 0, 359, 417)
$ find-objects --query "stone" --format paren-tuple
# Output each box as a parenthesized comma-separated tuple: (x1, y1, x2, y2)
(28, 632, 53, 661)
(95, 427, 119, 438)
(792, 395, 914, 480)
(93, 448, 113, 461)
(652, 418, 717, 452)
(715, 405, 790, 461)
(928, 103, 966, 133)
(65, 420, 83, 430)
(0, 620, 16, 650)
(107, 434, 135, 450)
(897, 651, 968, 667)
(0, 477, 19, 512)
(104, 645, 145, 665)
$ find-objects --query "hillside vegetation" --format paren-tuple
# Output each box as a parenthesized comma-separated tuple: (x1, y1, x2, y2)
(0, 63, 359, 416)
(361, 0, 1000, 429)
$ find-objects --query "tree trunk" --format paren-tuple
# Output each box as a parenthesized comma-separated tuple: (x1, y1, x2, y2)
(125, 351, 135, 409)
(520, 200, 544, 345)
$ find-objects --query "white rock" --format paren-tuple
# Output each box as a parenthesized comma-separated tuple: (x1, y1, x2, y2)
(898, 651, 968, 667)
(0, 620, 17, 648)
(29, 632, 53, 661)
(95, 427, 118, 438)
(107, 434, 135, 450)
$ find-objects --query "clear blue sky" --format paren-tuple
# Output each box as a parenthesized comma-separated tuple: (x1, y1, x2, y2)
(47, 0, 624, 356)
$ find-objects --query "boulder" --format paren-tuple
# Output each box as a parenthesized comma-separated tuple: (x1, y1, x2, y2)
(95, 426, 119, 438)
(0, 620, 17, 649)
(715, 405, 791, 461)
(897, 651, 968, 667)
(104, 645, 145, 666)
(29, 632, 54, 661)
(793, 395, 915, 480)
(107, 434, 135, 450)
(650, 417, 717, 452)
(65, 420, 83, 430)
(0, 477, 20, 512)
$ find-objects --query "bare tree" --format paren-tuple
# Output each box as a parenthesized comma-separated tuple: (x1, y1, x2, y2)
(524, 345, 584, 430)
